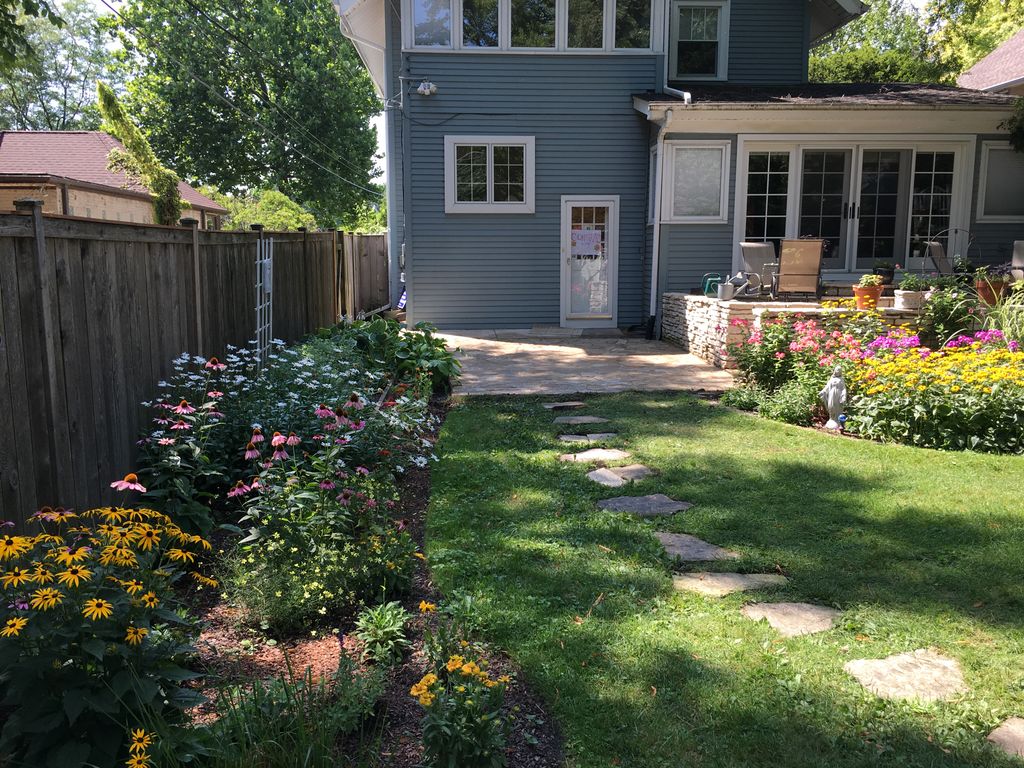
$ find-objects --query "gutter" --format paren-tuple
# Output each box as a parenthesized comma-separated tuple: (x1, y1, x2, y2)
(646, 106, 674, 339)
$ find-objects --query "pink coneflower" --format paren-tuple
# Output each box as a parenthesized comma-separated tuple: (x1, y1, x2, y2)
(158, 438, 175, 446)
(154, 416, 171, 426)
(324, 421, 337, 431)
(207, 390, 224, 399)
(173, 399, 195, 415)
(337, 489, 353, 505)
(334, 437, 350, 445)
(315, 404, 334, 418)
(205, 357, 227, 371)
(170, 420, 190, 431)
(251, 428, 265, 443)
(355, 466, 370, 476)
(271, 431, 286, 447)
(285, 432, 301, 447)
(244, 442, 260, 460)
(227, 481, 249, 498)
(346, 393, 364, 410)
(351, 420, 366, 431)
(319, 479, 336, 491)
(366, 499, 377, 508)
(261, 460, 273, 470)
(249, 477, 260, 491)
(156, 401, 173, 410)
(272, 447, 288, 461)
(111, 473, 147, 493)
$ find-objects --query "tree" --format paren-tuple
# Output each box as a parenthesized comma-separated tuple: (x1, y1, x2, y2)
(810, 0, 949, 83)
(203, 187, 318, 231)
(926, 0, 1024, 75)
(97, 81, 184, 226)
(110, 0, 380, 228)
(0, 0, 62, 71)
(0, 0, 120, 130)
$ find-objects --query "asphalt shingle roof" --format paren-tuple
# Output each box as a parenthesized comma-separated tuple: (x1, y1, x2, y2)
(958, 27, 1024, 92)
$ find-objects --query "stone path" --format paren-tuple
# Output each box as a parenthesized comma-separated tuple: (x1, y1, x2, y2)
(587, 465, 654, 487)
(673, 572, 789, 597)
(843, 649, 967, 702)
(600, 495, 691, 518)
(741, 602, 839, 638)
(558, 433, 618, 443)
(543, 401, 585, 410)
(559, 448, 631, 464)
(657, 532, 737, 560)
(988, 718, 1024, 759)
(554, 415, 610, 425)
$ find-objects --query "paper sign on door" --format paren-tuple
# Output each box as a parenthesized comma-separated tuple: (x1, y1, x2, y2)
(571, 229, 603, 257)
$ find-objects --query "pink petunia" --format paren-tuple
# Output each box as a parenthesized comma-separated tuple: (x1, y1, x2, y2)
(111, 473, 147, 493)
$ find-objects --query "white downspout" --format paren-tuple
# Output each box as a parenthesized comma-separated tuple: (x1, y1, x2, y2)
(647, 108, 673, 335)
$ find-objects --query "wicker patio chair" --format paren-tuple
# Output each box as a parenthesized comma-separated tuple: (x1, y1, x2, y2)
(770, 239, 824, 300)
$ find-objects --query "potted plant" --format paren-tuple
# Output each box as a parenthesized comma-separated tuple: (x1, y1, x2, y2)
(853, 273, 886, 309)
(894, 272, 928, 310)
(975, 265, 1011, 306)
(872, 260, 897, 285)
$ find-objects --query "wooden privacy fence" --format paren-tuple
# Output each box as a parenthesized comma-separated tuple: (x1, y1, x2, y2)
(338, 231, 389, 319)
(0, 204, 375, 524)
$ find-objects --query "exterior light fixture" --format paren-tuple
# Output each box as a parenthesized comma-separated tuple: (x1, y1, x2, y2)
(416, 80, 438, 96)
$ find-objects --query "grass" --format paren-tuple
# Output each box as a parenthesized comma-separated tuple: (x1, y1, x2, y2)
(426, 393, 1024, 768)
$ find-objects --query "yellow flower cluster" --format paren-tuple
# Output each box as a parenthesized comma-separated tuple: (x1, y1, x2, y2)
(854, 344, 1024, 397)
(125, 728, 153, 767)
(410, 672, 439, 706)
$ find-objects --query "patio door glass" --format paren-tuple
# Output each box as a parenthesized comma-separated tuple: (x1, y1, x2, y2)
(855, 149, 911, 270)
(561, 197, 618, 327)
(909, 151, 955, 262)
(798, 149, 851, 270)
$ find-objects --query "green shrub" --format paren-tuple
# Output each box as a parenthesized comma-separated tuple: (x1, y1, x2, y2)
(346, 318, 461, 394)
(719, 385, 766, 411)
(758, 381, 820, 426)
(354, 601, 410, 664)
(920, 288, 980, 347)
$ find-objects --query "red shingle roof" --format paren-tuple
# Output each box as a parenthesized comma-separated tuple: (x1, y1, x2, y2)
(958, 27, 1024, 92)
(0, 131, 226, 213)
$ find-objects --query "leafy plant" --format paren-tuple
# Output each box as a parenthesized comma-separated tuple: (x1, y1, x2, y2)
(858, 273, 885, 287)
(920, 288, 980, 346)
(346, 318, 461, 394)
(984, 283, 1024, 343)
(1000, 96, 1024, 154)
(354, 601, 410, 664)
(719, 385, 766, 412)
(897, 272, 929, 291)
(422, 593, 484, 669)
(758, 380, 820, 426)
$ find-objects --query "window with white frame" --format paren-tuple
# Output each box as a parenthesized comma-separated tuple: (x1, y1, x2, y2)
(444, 136, 536, 213)
(665, 140, 730, 223)
(669, 0, 728, 80)
(405, 0, 655, 51)
(978, 141, 1024, 222)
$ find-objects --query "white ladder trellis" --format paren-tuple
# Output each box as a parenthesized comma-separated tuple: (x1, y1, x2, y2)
(254, 230, 274, 363)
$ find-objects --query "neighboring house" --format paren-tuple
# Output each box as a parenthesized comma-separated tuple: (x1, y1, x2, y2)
(959, 27, 1024, 96)
(335, 0, 1022, 331)
(0, 131, 226, 229)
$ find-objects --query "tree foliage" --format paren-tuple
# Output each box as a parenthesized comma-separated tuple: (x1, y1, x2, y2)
(110, 0, 380, 228)
(203, 187, 318, 231)
(926, 0, 1024, 74)
(810, 0, 949, 83)
(0, 0, 61, 71)
(97, 81, 184, 226)
(0, 0, 120, 130)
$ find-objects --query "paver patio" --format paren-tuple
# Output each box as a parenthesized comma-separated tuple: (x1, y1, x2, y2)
(441, 329, 735, 395)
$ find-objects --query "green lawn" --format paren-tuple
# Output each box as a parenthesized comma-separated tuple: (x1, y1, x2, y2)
(426, 393, 1024, 768)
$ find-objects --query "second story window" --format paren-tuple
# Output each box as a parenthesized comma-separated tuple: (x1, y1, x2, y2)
(414, 0, 452, 45)
(512, 0, 557, 48)
(669, 0, 729, 80)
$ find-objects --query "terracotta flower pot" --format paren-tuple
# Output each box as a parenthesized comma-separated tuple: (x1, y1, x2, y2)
(975, 279, 1006, 306)
(853, 284, 884, 310)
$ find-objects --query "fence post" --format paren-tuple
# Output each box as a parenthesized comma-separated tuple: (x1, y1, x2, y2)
(341, 231, 357, 321)
(185, 218, 204, 356)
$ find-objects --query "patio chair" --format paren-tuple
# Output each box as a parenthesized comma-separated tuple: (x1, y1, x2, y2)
(739, 242, 776, 294)
(770, 239, 824, 300)
(1012, 241, 1024, 283)
(925, 241, 954, 275)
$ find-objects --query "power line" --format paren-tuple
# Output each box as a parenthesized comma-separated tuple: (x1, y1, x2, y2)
(97, 0, 383, 199)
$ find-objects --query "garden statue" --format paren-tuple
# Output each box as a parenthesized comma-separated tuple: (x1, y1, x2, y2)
(819, 365, 847, 431)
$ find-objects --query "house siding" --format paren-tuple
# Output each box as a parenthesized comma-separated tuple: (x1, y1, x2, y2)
(384, 0, 406, 305)
(969, 134, 1022, 267)
(402, 54, 657, 328)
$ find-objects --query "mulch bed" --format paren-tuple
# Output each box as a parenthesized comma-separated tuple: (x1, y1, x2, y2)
(190, 396, 565, 767)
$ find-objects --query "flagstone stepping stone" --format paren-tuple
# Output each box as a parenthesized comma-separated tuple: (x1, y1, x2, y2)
(657, 532, 737, 560)
(988, 718, 1024, 759)
(599, 495, 691, 518)
(554, 415, 611, 425)
(558, 433, 618, 443)
(672, 572, 788, 597)
(843, 649, 967, 702)
(587, 464, 653, 488)
(741, 602, 839, 638)
(559, 448, 631, 464)
(543, 401, 586, 410)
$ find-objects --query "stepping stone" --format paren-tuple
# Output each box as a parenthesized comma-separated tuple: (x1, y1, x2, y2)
(559, 448, 630, 464)
(988, 718, 1024, 759)
(587, 464, 653, 488)
(741, 602, 839, 638)
(554, 415, 610, 425)
(672, 572, 788, 597)
(543, 401, 585, 410)
(843, 649, 967, 702)
(657, 532, 737, 560)
(599, 495, 691, 518)
(558, 433, 618, 443)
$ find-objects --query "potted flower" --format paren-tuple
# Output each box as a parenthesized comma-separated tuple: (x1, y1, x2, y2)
(975, 265, 1011, 306)
(853, 273, 885, 309)
(894, 272, 928, 310)
(872, 260, 897, 285)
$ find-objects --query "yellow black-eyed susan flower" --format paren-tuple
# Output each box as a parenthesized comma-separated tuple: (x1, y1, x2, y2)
(82, 598, 113, 621)
(56, 565, 92, 588)
(29, 587, 62, 610)
(125, 626, 149, 646)
(1, 617, 27, 637)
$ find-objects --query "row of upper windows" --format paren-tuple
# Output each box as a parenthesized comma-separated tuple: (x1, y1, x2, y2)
(407, 0, 733, 79)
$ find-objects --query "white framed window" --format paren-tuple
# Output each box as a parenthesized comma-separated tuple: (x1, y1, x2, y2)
(663, 140, 730, 223)
(444, 135, 536, 213)
(413, 0, 453, 46)
(668, 0, 729, 81)
(977, 141, 1024, 223)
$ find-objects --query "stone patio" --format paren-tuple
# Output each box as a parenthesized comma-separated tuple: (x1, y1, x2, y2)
(441, 329, 735, 395)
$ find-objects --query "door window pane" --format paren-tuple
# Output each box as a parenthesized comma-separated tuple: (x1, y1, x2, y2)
(799, 149, 849, 269)
(674, 4, 719, 77)
(493, 145, 526, 202)
(455, 145, 488, 202)
(414, 0, 451, 45)
(569, 206, 611, 317)
(910, 151, 956, 247)
(463, 0, 499, 46)
(568, 0, 604, 47)
(744, 150, 789, 248)
(856, 150, 907, 268)
(512, 0, 556, 47)
(615, 0, 651, 48)
(671, 145, 726, 219)
(981, 146, 1024, 218)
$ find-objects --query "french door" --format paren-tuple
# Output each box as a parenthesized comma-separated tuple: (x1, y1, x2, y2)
(560, 195, 619, 328)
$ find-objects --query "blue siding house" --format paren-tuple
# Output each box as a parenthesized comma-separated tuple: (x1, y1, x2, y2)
(334, 0, 1023, 331)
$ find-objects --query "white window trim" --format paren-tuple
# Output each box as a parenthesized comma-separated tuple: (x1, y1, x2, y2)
(403, 0, 659, 52)
(977, 140, 1024, 223)
(667, 0, 730, 82)
(444, 135, 536, 214)
(662, 139, 731, 224)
